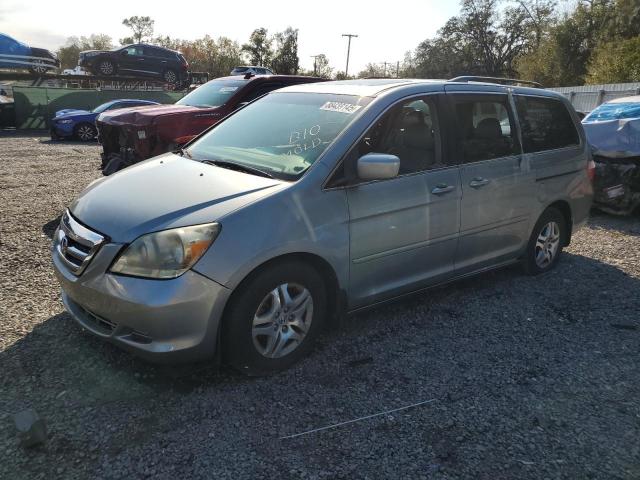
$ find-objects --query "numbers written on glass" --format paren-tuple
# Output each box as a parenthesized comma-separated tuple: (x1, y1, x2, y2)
(288, 125, 322, 156)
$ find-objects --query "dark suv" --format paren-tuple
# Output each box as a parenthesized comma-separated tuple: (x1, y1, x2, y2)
(78, 44, 190, 86)
(97, 74, 324, 174)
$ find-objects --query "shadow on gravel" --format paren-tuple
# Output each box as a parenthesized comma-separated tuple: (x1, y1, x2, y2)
(2, 252, 638, 410)
(588, 209, 640, 236)
(42, 216, 61, 239)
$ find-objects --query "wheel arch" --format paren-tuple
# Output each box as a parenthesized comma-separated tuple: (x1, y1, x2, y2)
(545, 199, 573, 246)
(221, 252, 344, 334)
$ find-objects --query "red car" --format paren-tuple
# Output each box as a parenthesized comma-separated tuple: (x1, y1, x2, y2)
(97, 75, 324, 175)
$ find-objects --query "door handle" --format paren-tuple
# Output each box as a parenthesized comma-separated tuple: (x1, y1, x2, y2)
(469, 177, 490, 188)
(431, 184, 455, 195)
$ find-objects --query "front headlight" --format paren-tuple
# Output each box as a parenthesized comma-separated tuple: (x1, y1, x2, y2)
(110, 223, 220, 279)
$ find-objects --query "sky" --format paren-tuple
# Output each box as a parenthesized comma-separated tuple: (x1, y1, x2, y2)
(0, 0, 461, 74)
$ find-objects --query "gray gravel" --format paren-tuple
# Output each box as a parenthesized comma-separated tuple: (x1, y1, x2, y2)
(1, 132, 639, 480)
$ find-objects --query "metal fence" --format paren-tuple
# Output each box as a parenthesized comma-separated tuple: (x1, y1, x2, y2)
(549, 82, 640, 113)
(11, 86, 186, 130)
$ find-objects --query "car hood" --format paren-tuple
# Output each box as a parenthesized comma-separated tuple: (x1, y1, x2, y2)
(70, 153, 285, 243)
(97, 104, 204, 127)
(55, 109, 91, 118)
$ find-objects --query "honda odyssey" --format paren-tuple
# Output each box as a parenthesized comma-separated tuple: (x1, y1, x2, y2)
(52, 78, 594, 374)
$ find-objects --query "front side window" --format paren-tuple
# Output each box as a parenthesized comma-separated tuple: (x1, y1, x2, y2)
(515, 95, 580, 153)
(187, 92, 372, 180)
(453, 96, 518, 163)
(177, 79, 247, 108)
(124, 46, 143, 56)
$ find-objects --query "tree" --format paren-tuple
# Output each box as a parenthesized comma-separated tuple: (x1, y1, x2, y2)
(357, 63, 385, 78)
(154, 35, 243, 77)
(587, 36, 640, 84)
(271, 27, 299, 74)
(121, 16, 155, 44)
(57, 34, 113, 70)
(313, 54, 332, 78)
(242, 28, 272, 66)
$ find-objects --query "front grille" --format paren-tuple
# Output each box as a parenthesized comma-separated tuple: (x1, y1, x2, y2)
(54, 210, 105, 275)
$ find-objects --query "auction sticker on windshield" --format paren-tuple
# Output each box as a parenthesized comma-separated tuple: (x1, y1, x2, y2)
(219, 87, 239, 93)
(320, 102, 362, 114)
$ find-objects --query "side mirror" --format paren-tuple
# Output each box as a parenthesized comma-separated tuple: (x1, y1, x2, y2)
(357, 153, 400, 180)
(121, 50, 128, 56)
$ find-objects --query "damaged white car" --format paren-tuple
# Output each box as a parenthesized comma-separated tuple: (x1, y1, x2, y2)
(583, 96, 640, 215)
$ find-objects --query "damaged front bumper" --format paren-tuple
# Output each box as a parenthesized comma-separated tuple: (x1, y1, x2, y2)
(97, 122, 158, 175)
(593, 154, 640, 215)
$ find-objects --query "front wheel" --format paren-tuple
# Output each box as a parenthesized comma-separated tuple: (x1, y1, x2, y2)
(522, 207, 566, 275)
(74, 123, 96, 141)
(224, 261, 327, 375)
(97, 60, 115, 76)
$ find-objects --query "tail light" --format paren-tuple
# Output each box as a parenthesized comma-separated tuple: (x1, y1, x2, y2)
(587, 159, 596, 182)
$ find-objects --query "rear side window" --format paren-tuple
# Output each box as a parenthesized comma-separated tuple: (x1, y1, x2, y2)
(452, 95, 519, 163)
(515, 96, 580, 153)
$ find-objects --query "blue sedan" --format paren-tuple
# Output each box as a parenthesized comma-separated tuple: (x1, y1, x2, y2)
(50, 99, 159, 141)
(0, 33, 59, 74)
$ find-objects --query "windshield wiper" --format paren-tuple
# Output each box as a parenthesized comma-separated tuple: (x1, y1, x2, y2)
(201, 159, 274, 179)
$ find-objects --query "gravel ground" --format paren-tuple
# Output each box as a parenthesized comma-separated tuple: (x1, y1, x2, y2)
(1, 132, 639, 480)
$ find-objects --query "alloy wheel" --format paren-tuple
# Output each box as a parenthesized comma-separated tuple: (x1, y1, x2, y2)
(77, 125, 95, 141)
(99, 61, 114, 75)
(32, 61, 47, 74)
(164, 70, 177, 84)
(252, 283, 313, 359)
(535, 221, 560, 268)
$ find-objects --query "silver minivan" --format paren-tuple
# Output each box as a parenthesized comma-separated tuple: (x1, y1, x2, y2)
(52, 78, 594, 374)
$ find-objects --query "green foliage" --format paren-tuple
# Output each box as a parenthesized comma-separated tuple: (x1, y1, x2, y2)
(312, 54, 332, 78)
(271, 27, 299, 74)
(121, 16, 155, 44)
(587, 36, 640, 83)
(57, 35, 113, 70)
(153, 35, 243, 77)
(242, 28, 272, 67)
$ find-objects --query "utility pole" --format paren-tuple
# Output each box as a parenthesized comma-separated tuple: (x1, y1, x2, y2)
(382, 62, 389, 78)
(342, 34, 358, 77)
(310, 55, 321, 76)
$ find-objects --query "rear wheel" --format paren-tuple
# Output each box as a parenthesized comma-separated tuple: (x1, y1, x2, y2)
(523, 207, 566, 275)
(224, 261, 327, 375)
(163, 69, 178, 85)
(97, 59, 115, 76)
(29, 61, 49, 75)
(74, 123, 96, 141)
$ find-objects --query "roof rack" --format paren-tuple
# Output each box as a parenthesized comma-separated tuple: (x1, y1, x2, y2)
(449, 76, 542, 88)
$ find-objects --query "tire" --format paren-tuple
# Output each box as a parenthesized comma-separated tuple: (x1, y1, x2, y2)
(29, 61, 49, 76)
(74, 123, 97, 142)
(224, 261, 327, 375)
(102, 153, 127, 176)
(163, 69, 178, 85)
(522, 207, 566, 275)
(97, 59, 115, 76)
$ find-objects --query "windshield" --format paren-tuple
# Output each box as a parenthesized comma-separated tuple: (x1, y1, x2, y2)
(583, 102, 640, 122)
(186, 92, 372, 180)
(177, 79, 246, 108)
(92, 101, 118, 113)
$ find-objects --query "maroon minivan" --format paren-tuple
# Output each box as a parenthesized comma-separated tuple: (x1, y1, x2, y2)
(97, 75, 324, 174)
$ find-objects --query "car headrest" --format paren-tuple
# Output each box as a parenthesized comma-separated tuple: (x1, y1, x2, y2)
(402, 109, 424, 127)
(475, 118, 502, 139)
